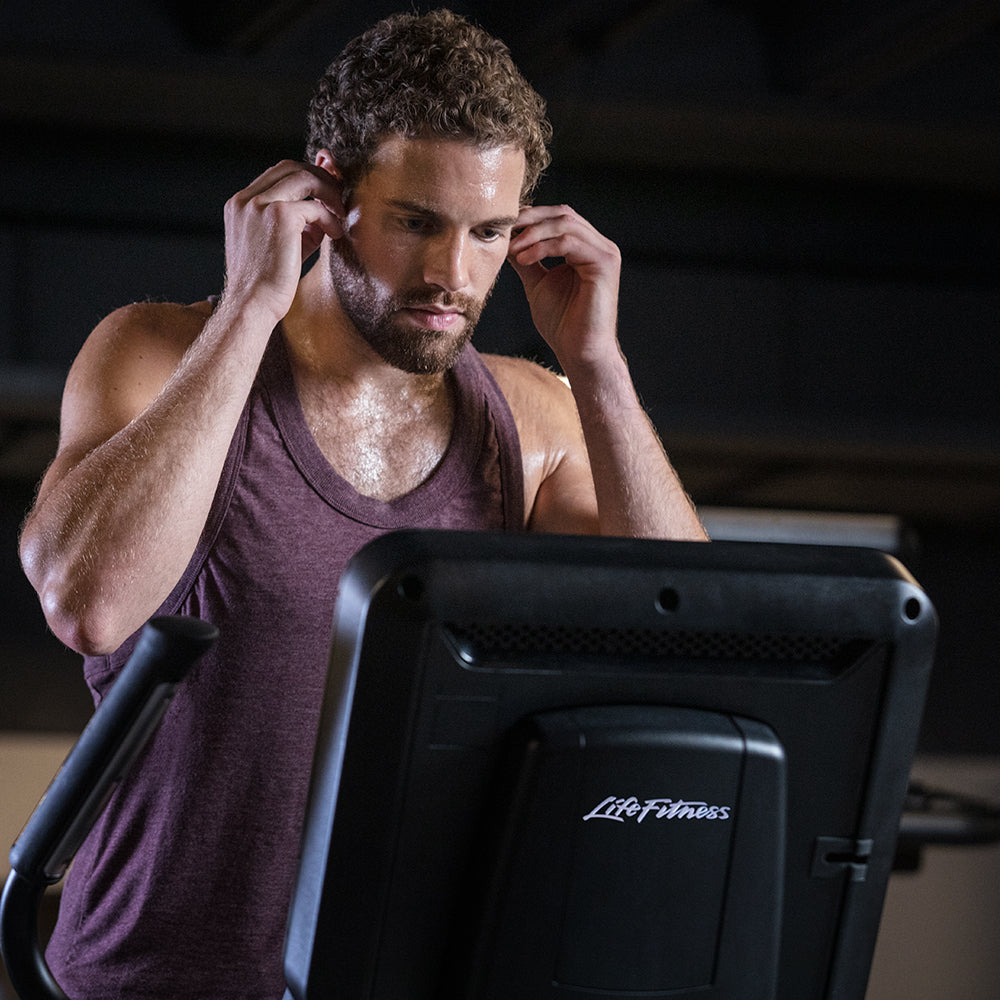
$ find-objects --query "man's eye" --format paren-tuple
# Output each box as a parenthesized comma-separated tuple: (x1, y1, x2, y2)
(476, 227, 504, 242)
(400, 217, 429, 233)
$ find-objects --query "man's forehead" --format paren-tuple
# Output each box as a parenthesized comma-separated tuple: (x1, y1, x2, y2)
(366, 134, 526, 196)
(372, 130, 524, 158)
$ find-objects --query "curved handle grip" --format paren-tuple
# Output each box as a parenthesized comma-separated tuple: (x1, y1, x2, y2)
(1, 874, 68, 1000)
(1, 615, 218, 1000)
(899, 781, 1000, 846)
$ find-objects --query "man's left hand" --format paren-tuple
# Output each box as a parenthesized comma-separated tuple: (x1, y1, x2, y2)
(507, 204, 622, 375)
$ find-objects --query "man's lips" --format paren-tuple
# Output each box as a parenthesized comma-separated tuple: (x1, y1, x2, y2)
(400, 305, 465, 330)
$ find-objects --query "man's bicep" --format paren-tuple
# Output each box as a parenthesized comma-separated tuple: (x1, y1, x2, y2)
(39, 304, 198, 501)
(484, 352, 601, 536)
(526, 447, 601, 535)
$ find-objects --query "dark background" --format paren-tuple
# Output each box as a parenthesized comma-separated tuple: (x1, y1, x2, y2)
(1, 0, 998, 750)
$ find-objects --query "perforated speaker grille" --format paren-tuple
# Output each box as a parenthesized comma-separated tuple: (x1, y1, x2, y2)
(443, 621, 876, 678)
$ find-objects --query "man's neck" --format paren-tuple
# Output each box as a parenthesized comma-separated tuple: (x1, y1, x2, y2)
(279, 264, 457, 501)
(285, 259, 449, 392)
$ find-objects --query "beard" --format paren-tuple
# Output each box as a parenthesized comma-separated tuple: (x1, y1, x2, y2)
(327, 237, 492, 375)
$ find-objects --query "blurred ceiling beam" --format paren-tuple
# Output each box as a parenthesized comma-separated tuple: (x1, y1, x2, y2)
(550, 98, 1000, 193)
(489, 0, 698, 79)
(2, 56, 998, 194)
(0, 56, 313, 145)
(758, 0, 1000, 97)
(165, 0, 324, 52)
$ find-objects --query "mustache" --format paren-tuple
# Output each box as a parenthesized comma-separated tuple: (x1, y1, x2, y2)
(395, 288, 480, 313)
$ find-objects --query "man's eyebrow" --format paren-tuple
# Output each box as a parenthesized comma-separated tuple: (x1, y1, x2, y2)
(387, 199, 519, 228)
(387, 199, 437, 216)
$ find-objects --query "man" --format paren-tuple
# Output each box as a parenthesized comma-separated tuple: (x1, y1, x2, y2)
(19, 9, 707, 998)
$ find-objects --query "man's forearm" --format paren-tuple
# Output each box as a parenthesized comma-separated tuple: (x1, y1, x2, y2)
(20, 301, 273, 655)
(565, 351, 708, 541)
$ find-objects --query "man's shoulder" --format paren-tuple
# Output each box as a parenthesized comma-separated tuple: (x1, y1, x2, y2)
(478, 354, 594, 531)
(480, 352, 570, 402)
(98, 298, 214, 347)
(479, 353, 581, 450)
(64, 298, 217, 419)
(70, 299, 216, 383)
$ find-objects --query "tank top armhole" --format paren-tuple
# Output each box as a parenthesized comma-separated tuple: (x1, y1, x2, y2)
(159, 290, 252, 615)
(161, 397, 252, 614)
(473, 353, 526, 532)
(85, 391, 254, 687)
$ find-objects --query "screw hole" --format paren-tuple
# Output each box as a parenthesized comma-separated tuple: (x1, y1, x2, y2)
(656, 587, 680, 613)
(397, 575, 424, 602)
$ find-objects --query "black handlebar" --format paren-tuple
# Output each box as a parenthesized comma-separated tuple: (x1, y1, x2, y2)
(1, 615, 218, 1000)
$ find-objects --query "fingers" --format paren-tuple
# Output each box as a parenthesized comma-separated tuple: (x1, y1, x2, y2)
(505, 204, 623, 365)
(507, 204, 619, 272)
(237, 160, 344, 213)
(228, 160, 346, 241)
(221, 160, 346, 319)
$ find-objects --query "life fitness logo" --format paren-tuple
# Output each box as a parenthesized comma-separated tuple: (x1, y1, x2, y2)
(583, 795, 732, 824)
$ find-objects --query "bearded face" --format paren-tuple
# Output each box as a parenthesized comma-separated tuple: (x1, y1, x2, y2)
(317, 136, 525, 376)
(327, 234, 493, 375)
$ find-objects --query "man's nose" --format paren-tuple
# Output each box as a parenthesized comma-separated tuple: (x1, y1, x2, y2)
(423, 231, 470, 292)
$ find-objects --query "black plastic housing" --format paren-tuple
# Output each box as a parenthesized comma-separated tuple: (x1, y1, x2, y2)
(284, 530, 937, 1000)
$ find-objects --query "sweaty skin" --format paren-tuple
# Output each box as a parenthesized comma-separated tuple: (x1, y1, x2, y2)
(19, 136, 706, 657)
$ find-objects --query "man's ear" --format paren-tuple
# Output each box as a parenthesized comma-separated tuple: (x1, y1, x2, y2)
(312, 149, 349, 238)
(314, 148, 342, 180)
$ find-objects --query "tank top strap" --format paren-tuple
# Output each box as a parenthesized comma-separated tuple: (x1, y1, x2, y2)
(455, 347, 525, 532)
(260, 333, 524, 531)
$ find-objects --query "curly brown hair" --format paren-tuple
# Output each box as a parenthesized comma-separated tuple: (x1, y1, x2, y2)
(305, 9, 552, 202)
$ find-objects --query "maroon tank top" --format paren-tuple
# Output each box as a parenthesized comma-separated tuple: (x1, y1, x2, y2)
(46, 331, 524, 999)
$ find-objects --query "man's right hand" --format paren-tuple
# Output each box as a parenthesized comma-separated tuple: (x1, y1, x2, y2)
(18, 159, 347, 656)
(221, 160, 345, 324)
